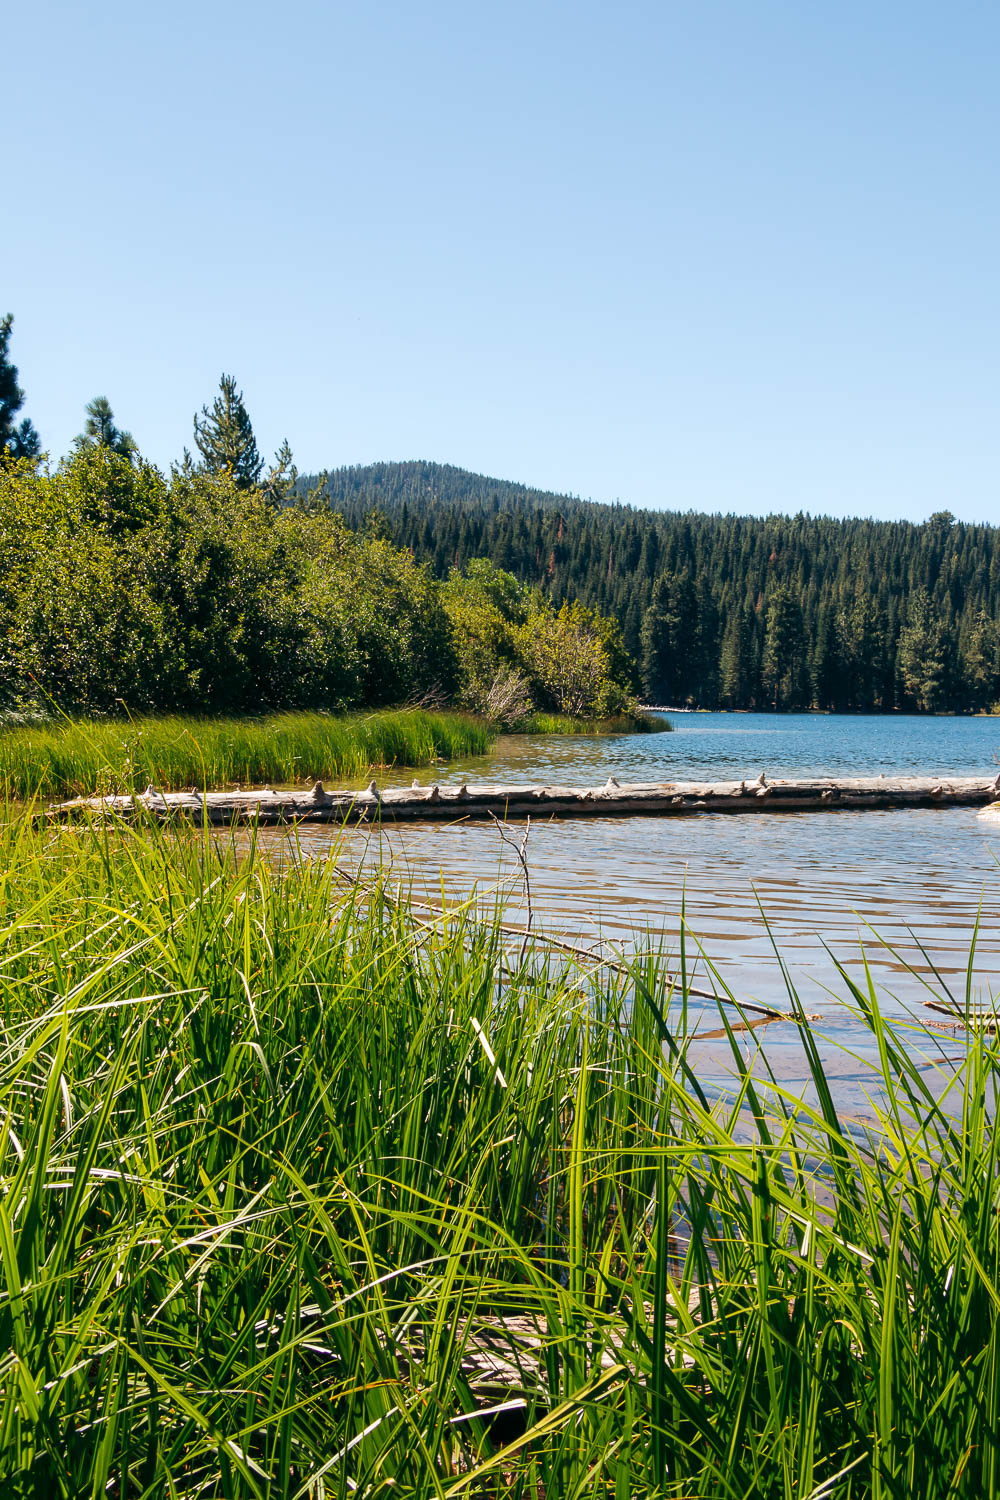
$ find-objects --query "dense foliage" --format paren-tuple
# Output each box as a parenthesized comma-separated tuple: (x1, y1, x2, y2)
(316, 461, 1000, 711)
(0, 451, 631, 722)
(10, 304, 996, 717)
(443, 558, 633, 723)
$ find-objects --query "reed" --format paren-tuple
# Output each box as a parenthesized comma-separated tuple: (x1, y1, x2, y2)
(0, 708, 494, 798)
(0, 809, 996, 1496)
(514, 710, 664, 734)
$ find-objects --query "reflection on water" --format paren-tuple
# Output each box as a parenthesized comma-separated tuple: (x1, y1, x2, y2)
(294, 714, 1000, 1104)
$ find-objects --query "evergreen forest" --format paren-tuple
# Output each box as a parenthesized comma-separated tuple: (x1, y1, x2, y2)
(315, 460, 1000, 713)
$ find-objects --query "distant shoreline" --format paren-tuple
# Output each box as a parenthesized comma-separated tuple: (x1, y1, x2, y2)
(639, 704, 1000, 718)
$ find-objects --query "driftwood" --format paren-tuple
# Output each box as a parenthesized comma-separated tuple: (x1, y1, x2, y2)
(49, 772, 1000, 825)
(923, 1000, 1000, 1032)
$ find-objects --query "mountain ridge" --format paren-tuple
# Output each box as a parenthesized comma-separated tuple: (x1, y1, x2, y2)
(304, 458, 966, 530)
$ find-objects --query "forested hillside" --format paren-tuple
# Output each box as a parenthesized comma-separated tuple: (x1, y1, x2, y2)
(314, 461, 1000, 713)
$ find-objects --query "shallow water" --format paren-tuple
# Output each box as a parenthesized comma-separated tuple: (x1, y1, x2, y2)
(295, 713, 1000, 1107)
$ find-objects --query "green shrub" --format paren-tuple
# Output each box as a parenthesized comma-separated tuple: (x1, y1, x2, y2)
(443, 561, 637, 724)
(0, 453, 460, 716)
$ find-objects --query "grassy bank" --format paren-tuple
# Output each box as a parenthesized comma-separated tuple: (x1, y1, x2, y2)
(514, 709, 665, 734)
(0, 811, 997, 1496)
(0, 708, 494, 799)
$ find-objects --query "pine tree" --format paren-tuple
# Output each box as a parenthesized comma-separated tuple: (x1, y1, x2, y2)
(640, 570, 699, 704)
(720, 602, 757, 707)
(640, 574, 676, 703)
(761, 587, 809, 709)
(694, 571, 720, 705)
(0, 314, 40, 460)
(261, 439, 298, 507)
(811, 606, 843, 710)
(962, 609, 999, 709)
(74, 397, 137, 460)
(897, 588, 947, 711)
(193, 374, 263, 489)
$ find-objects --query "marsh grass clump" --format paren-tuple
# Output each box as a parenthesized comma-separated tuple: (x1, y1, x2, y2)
(0, 810, 998, 1496)
(0, 707, 493, 799)
(513, 710, 664, 734)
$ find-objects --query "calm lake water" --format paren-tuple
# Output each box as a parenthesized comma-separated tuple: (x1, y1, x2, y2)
(296, 713, 1000, 1107)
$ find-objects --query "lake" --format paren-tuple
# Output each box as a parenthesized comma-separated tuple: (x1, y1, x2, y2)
(295, 713, 1000, 1108)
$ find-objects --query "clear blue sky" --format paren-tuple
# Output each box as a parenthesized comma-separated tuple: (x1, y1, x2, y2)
(5, 1, 999, 522)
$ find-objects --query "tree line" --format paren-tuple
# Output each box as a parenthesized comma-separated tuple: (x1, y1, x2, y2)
(316, 461, 1000, 713)
(8, 305, 998, 718)
(0, 318, 630, 722)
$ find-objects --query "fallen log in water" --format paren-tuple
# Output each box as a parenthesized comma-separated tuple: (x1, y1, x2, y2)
(923, 1000, 1000, 1032)
(48, 772, 1000, 824)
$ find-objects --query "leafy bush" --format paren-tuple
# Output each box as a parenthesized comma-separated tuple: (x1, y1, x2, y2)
(518, 598, 632, 716)
(0, 452, 635, 726)
(0, 452, 460, 716)
(443, 560, 635, 724)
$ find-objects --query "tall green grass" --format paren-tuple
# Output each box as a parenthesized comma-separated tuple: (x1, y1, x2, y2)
(0, 708, 494, 799)
(513, 710, 665, 734)
(0, 810, 997, 1495)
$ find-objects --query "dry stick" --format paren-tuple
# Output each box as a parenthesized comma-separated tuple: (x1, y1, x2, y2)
(488, 811, 533, 967)
(326, 853, 790, 1021)
(923, 999, 1000, 1031)
(486, 809, 760, 1009)
(488, 922, 787, 1017)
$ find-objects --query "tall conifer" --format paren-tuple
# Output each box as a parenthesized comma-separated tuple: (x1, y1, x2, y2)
(0, 315, 40, 460)
(74, 397, 137, 460)
(193, 374, 263, 489)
